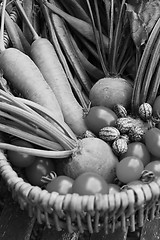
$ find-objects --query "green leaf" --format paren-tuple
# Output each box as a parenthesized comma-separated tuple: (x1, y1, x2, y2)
(126, 0, 160, 48)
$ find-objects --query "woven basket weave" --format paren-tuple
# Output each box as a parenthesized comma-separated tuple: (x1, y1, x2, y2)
(0, 150, 160, 234)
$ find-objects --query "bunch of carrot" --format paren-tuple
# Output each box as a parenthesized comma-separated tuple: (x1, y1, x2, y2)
(0, 0, 96, 138)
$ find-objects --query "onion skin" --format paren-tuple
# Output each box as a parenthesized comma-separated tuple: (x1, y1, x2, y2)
(62, 137, 118, 182)
(89, 77, 133, 109)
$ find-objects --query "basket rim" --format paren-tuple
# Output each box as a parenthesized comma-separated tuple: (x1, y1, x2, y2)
(1, 150, 160, 234)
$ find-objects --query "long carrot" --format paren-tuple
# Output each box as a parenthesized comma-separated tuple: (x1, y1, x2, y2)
(0, 0, 64, 124)
(15, 0, 88, 136)
(39, 1, 90, 105)
(48, 0, 92, 94)
(43, 0, 109, 51)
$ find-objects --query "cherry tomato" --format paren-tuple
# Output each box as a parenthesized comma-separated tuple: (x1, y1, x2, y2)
(7, 139, 35, 168)
(116, 156, 144, 184)
(72, 172, 109, 195)
(145, 161, 160, 177)
(25, 158, 55, 186)
(144, 128, 160, 158)
(120, 142, 151, 166)
(46, 176, 74, 194)
(85, 106, 117, 135)
(108, 183, 120, 194)
(153, 96, 160, 117)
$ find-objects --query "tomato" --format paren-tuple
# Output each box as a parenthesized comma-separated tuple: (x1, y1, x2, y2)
(72, 172, 109, 195)
(46, 176, 74, 194)
(116, 156, 144, 184)
(144, 128, 160, 158)
(108, 183, 120, 194)
(25, 157, 55, 186)
(85, 106, 117, 135)
(7, 138, 35, 168)
(120, 142, 151, 166)
(145, 161, 160, 177)
(153, 96, 160, 117)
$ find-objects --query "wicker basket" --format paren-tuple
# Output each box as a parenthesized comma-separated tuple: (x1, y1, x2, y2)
(0, 150, 160, 235)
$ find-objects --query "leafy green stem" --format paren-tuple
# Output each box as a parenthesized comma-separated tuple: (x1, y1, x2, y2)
(0, 101, 77, 150)
(0, 142, 73, 158)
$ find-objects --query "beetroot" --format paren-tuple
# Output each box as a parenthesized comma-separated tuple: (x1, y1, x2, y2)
(89, 77, 133, 109)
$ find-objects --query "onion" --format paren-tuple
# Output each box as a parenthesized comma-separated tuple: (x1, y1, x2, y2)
(62, 137, 118, 182)
(89, 77, 133, 109)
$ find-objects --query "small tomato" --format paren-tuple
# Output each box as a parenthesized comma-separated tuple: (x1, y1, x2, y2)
(120, 142, 151, 166)
(144, 128, 160, 158)
(25, 157, 55, 186)
(153, 96, 160, 118)
(145, 161, 160, 177)
(116, 156, 144, 184)
(85, 106, 117, 135)
(46, 176, 74, 194)
(72, 172, 109, 195)
(108, 183, 120, 194)
(7, 139, 35, 168)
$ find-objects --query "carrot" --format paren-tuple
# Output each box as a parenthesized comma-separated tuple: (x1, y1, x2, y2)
(0, 0, 64, 124)
(43, 0, 109, 51)
(48, 0, 92, 94)
(39, 1, 90, 103)
(15, 0, 88, 136)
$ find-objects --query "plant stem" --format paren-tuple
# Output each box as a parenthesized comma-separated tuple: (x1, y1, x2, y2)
(0, 102, 77, 149)
(0, 89, 76, 140)
(0, 109, 54, 141)
(15, 0, 39, 41)
(0, 122, 63, 150)
(140, 31, 160, 104)
(43, 0, 109, 49)
(0, 142, 73, 158)
(86, 0, 109, 77)
(16, 97, 77, 140)
(131, 17, 160, 113)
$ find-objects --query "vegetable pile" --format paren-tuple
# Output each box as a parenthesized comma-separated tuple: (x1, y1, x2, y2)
(0, 0, 160, 211)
